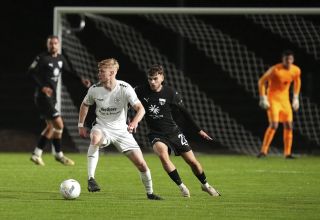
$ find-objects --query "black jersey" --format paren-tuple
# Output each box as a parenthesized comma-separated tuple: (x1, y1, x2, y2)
(135, 85, 201, 135)
(28, 52, 71, 100)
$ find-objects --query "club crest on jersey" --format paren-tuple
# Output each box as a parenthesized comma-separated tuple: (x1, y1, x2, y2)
(58, 61, 63, 68)
(159, 98, 166, 105)
(114, 97, 121, 103)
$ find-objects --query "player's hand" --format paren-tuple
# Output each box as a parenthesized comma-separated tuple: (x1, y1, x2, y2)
(292, 94, 299, 111)
(41, 86, 53, 97)
(127, 122, 138, 133)
(79, 127, 88, 138)
(199, 130, 214, 141)
(259, 95, 270, 110)
(81, 78, 92, 88)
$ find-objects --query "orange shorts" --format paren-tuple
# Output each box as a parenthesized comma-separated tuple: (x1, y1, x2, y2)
(267, 99, 293, 122)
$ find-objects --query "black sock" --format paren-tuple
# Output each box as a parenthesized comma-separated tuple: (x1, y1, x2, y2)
(196, 172, 207, 184)
(37, 136, 50, 150)
(168, 169, 183, 185)
(52, 138, 61, 153)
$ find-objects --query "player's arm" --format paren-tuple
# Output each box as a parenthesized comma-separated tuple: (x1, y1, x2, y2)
(174, 103, 213, 140)
(78, 102, 90, 138)
(128, 102, 145, 133)
(78, 88, 94, 137)
(292, 69, 301, 111)
(258, 67, 273, 109)
(27, 56, 53, 97)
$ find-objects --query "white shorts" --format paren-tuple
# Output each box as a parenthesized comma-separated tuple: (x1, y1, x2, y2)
(91, 124, 140, 153)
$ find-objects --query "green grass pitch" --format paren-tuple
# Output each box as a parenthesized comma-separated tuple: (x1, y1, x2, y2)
(0, 153, 320, 220)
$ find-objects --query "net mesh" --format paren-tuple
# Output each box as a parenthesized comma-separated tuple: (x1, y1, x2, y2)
(56, 9, 320, 154)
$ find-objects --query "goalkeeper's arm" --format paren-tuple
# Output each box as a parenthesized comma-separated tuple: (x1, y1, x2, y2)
(292, 72, 301, 111)
(258, 67, 273, 110)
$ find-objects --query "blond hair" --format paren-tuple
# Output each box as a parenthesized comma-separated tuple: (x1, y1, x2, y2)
(98, 58, 119, 70)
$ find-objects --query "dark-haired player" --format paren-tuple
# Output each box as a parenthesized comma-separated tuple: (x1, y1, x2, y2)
(135, 64, 220, 197)
(257, 50, 301, 159)
(28, 35, 91, 166)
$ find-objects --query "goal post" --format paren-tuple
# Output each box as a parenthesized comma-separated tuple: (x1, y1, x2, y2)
(54, 7, 320, 154)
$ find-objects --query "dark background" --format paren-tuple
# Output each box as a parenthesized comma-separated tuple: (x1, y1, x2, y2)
(1, 0, 319, 152)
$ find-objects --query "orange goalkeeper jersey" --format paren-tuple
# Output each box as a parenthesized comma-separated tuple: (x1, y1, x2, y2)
(267, 63, 301, 102)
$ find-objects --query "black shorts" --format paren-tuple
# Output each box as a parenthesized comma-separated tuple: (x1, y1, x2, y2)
(35, 96, 60, 120)
(148, 131, 192, 156)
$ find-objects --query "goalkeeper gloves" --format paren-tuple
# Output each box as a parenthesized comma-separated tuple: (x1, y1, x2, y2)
(292, 94, 299, 111)
(259, 95, 270, 109)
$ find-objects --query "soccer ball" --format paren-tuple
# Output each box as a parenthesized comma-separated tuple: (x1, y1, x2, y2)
(60, 179, 81, 200)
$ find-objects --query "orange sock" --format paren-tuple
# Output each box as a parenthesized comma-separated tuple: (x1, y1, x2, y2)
(261, 127, 276, 154)
(283, 129, 293, 156)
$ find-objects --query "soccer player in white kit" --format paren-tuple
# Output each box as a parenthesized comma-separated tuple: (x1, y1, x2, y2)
(78, 58, 162, 200)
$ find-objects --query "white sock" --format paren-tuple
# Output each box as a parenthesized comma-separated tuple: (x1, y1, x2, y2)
(87, 145, 99, 180)
(178, 183, 187, 190)
(203, 182, 210, 188)
(55, 151, 63, 158)
(140, 169, 153, 194)
(34, 147, 43, 157)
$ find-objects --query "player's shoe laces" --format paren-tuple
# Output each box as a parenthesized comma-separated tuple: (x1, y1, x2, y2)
(147, 193, 163, 200)
(179, 185, 190, 197)
(201, 184, 221, 197)
(257, 152, 267, 158)
(30, 154, 45, 166)
(88, 178, 101, 192)
(55, 155, 75, 166)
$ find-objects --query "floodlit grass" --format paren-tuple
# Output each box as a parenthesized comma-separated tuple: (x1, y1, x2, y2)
(0, 153, 319, 220)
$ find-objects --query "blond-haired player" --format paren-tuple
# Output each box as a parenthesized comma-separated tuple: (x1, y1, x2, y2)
(78, 58, 162, 200)
(257, 50, 301, 159)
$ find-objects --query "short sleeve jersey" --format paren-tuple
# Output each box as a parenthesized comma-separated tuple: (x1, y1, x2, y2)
(267, 63, 301, 102)
(83, 80, 140, 130)
(135, 85, 183, 135)
(28, 52, 69, 99)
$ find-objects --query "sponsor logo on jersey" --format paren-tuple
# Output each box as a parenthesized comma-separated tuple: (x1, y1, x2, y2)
(149, 105, 160, 114)
(96, 98, 104, 101)
(53, 68, 60, 76)
(159, 98, 166, 105)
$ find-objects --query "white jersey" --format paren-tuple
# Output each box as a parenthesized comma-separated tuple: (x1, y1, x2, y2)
(83, 80, 140, 130)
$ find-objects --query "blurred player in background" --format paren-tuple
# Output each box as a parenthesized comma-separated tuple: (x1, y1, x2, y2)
(28, 35, 91, 166)
(135, 64, 220, 198)
(78, 58, 162, 200)
(258, 50, 301, 159)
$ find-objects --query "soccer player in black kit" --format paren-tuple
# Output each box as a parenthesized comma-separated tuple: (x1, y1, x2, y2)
(135, 64, 220, 197)
(28, 35, 91, 166)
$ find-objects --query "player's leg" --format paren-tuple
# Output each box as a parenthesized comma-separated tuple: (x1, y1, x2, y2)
(87, 128, 105, 192)
(31, 97, 55, 165)
(153, 141, 190, 197)
(281, 104, 295, 159)
(31, 121, 54, 166)
(181, 151, 220, 197)
(125, 149, 162, 200)
(51, 116, 74, 165)
(258, 104, 279, 157)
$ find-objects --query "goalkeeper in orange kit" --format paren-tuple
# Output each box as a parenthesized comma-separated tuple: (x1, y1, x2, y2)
(257, 50, 301, 159)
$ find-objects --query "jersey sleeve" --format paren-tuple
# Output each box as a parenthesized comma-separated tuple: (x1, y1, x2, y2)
(170, 89, 202, 132)
(83, 87, 95, 106)
(125, 84, 141, 107)
(27, 55, 46, 88)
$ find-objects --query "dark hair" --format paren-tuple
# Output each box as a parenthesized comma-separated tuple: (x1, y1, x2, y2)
(147, 64, 164, 76)
(281, 50, 294, 57)
(47, 35, 59, 41)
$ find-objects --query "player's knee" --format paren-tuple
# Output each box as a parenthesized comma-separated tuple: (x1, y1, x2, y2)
(90, 132, 103, 146)
(269, 123, 279, 130)
(136, 160, 148, 172)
